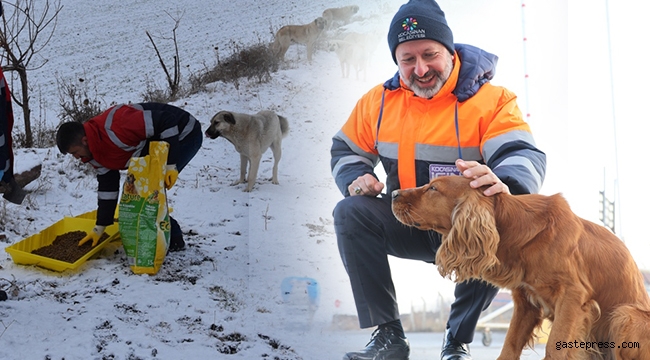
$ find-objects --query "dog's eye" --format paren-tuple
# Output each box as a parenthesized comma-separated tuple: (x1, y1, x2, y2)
(428, 185, 437, 191)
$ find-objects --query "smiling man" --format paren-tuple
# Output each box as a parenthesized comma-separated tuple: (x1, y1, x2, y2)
(330, 0, 546, 359)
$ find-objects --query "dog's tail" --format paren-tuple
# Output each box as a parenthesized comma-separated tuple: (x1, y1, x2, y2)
(609, 303, 650, 359)
(278, 115, 290, 137)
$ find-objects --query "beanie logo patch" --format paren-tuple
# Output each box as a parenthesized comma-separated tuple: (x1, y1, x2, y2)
(401, 17, 418, 31)
(397, 17, 426, 44)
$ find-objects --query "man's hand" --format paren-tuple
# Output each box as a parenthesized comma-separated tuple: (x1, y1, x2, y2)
(456, 159, 510, 196)
(164, 164, 178, 190)
(79, 225, 106, 247)
(348, 173, 385, 197)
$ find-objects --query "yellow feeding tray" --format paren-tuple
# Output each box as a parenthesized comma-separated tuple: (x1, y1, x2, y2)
(5, 211, 120, 272)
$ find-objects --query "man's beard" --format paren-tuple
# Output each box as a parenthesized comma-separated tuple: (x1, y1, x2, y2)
(401, 56, 453, 99)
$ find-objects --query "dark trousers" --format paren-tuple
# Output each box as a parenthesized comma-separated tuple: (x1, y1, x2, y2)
(170, 121, 203, 237)
(176, 121, 203, 172)
(333, 194, 498, 343)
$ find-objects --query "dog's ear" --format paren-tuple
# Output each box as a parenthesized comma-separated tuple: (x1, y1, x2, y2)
(223, 112, 236, 125)
(436, 191, 500, 282)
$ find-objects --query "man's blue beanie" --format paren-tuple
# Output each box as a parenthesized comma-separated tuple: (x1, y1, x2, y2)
(387, 0, 454, 63)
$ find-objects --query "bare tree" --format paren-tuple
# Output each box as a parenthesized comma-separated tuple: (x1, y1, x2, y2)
(145, 10, 183, 102)
(0, 0, 63, 147)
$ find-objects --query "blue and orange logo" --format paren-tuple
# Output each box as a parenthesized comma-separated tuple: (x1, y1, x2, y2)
(402, 17, 418, 31)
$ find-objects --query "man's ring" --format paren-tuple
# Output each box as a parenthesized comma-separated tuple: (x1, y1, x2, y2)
(354, 187, 362, 195)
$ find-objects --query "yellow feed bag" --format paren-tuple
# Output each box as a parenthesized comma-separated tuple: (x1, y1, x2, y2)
(118, 141, 170, 275)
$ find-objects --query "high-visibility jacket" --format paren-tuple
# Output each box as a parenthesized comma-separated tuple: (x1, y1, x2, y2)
(81, 102, 200, 226)
(331, 44, 546, 196)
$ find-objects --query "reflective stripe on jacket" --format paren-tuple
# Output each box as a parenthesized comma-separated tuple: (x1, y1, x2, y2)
(331, 44, 546, 196)
(83, 102, 198, 225)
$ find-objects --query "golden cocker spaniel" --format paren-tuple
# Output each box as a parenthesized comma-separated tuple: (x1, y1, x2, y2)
(391, 175, 650, 360)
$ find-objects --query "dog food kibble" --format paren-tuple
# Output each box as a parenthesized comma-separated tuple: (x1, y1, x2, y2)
(31, 230, 110, 263)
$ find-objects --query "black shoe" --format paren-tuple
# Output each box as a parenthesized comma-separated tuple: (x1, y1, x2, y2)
(168, 234, 185, 252)
(343, 327, 410, 360)
(168, 216, 185, 252)
(440, 329, 471, 360)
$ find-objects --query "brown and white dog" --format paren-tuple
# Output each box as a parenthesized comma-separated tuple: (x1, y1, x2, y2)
(322, 5, 359, 30)
(205, 110, 289, 192)
(392, 175, 650, 360)
(271, 17, 326, 63)
(328, 32, 380, 80)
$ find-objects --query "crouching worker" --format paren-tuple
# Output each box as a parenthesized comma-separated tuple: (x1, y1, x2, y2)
(56, 102, 203, 252)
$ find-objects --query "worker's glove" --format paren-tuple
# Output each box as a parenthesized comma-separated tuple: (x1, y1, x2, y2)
(164, 164, 178, 190)
(79, 225, 106, 247)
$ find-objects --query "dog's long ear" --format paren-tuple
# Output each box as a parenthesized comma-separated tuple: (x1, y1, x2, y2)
(436, 192, 500, 283)
(223, 112, 236, 125)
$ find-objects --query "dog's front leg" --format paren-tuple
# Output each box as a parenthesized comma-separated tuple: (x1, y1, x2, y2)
(245, 155, 262, 192)
(231, 154, 248, 186)
(497, 287, 543, 360)
(544, 288, 595, 359)
(307, 42, 314, 64)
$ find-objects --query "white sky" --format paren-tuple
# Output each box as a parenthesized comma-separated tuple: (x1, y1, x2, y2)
(567, 0, 649, 267)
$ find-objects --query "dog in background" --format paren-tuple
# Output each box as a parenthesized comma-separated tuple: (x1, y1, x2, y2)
(391, 175, 650, 360)
(328, 32, 380, 81)
(271, 17, 326, 63)
(205, 110, 289, 192)
(322, 5, 359, 30)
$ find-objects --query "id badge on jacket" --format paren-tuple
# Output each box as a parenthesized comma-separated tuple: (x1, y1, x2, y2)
(429, 164, 461, 181)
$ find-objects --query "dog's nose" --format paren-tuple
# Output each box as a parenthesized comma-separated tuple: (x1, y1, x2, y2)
(391, 190, 400, 199)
